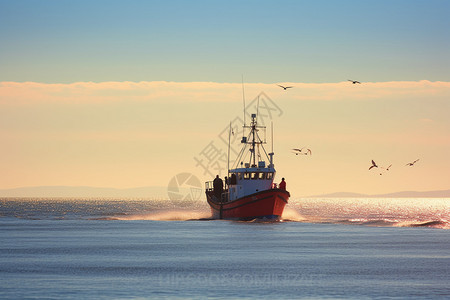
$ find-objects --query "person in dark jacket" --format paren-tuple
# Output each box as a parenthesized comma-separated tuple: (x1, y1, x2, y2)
(230, 173, 237, 185)
(279, 178, 286, 190)
(213, 175, 224, 200)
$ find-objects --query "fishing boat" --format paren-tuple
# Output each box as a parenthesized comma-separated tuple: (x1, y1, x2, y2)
(205, 113, 290, 220)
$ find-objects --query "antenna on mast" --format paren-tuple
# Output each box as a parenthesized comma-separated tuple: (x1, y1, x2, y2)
(256, 95, 260, 123)
(269, 122, 274, 168)
(241, 75, 246, 127)
(271, 121, 274, 153)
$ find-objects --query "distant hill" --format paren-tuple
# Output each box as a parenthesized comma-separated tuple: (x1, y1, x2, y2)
(309, 189, 450, 198)
(374, 189, 450, 198)
(0, 186, 168, 198)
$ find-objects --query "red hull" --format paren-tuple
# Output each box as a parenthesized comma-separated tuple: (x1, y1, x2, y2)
(206, 189, 290, 220)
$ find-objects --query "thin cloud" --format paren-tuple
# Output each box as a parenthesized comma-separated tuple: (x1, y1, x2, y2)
(1, 80, 449, 105)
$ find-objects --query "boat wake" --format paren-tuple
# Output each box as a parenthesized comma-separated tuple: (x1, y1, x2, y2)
(394, 219, 450, 229)
(95, 209, 212, 221)
(282, 214, 449, 229)
(93, 205, 449, 229)
(333, 217, 450, 229)
(100, 206, 449, 230)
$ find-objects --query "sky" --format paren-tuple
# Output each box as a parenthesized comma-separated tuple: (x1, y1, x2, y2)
(1, 0, 450, 197)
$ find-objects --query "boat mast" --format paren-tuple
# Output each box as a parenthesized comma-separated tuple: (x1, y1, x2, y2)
(246, 113, 266, 167)
(233, 107, 272, 170)
(227, 121, 231, 178)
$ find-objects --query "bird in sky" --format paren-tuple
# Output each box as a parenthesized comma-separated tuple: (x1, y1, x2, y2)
(406, 159, 420, 166)
(369, 160, 378, 170)
(292, 148, 303, 155)
(292, 148, 312, 155)
(379, 164, 392, 175)
(277, 85, 293, 90)
(348, 80, 361, 84)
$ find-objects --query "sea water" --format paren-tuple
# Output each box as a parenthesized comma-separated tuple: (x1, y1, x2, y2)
(0, 198, 449, 299)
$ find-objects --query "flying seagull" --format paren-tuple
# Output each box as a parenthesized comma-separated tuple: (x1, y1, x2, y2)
(292, 148, 303, 155)
(379, 164, 392, 175)
(369, 160, 378, 170)
(292, 148, 312, 155)
(278, 85, 293, 90)
(406, 159, 419, 166)
(348, 80, 361, 84)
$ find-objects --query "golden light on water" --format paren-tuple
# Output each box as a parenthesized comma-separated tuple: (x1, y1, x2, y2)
(286, 198, 450, 229)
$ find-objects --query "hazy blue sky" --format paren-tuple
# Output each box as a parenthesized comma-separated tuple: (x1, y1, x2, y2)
(1, 0, 449, 83)
(1, 1, 450, 196)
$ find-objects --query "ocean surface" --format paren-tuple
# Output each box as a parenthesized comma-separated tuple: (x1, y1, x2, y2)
(0, 197, 449, 299)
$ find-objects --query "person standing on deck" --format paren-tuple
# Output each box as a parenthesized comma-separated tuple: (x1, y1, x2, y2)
(213, 175, 224, 200)
(279, 178, 286, 190)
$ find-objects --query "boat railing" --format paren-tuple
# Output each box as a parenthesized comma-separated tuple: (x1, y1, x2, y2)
(221, 190, 229, 202)
(205, 181, 214, 191)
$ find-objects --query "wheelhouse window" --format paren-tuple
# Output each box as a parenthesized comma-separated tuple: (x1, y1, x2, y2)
(251, 172, 258, 180)
(243, 173, 250, 180)
(259, 172, 266, 180)
(266, 172, 274, 179)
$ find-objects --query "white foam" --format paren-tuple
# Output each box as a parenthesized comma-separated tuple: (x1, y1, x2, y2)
(113, 209, 212, 221)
